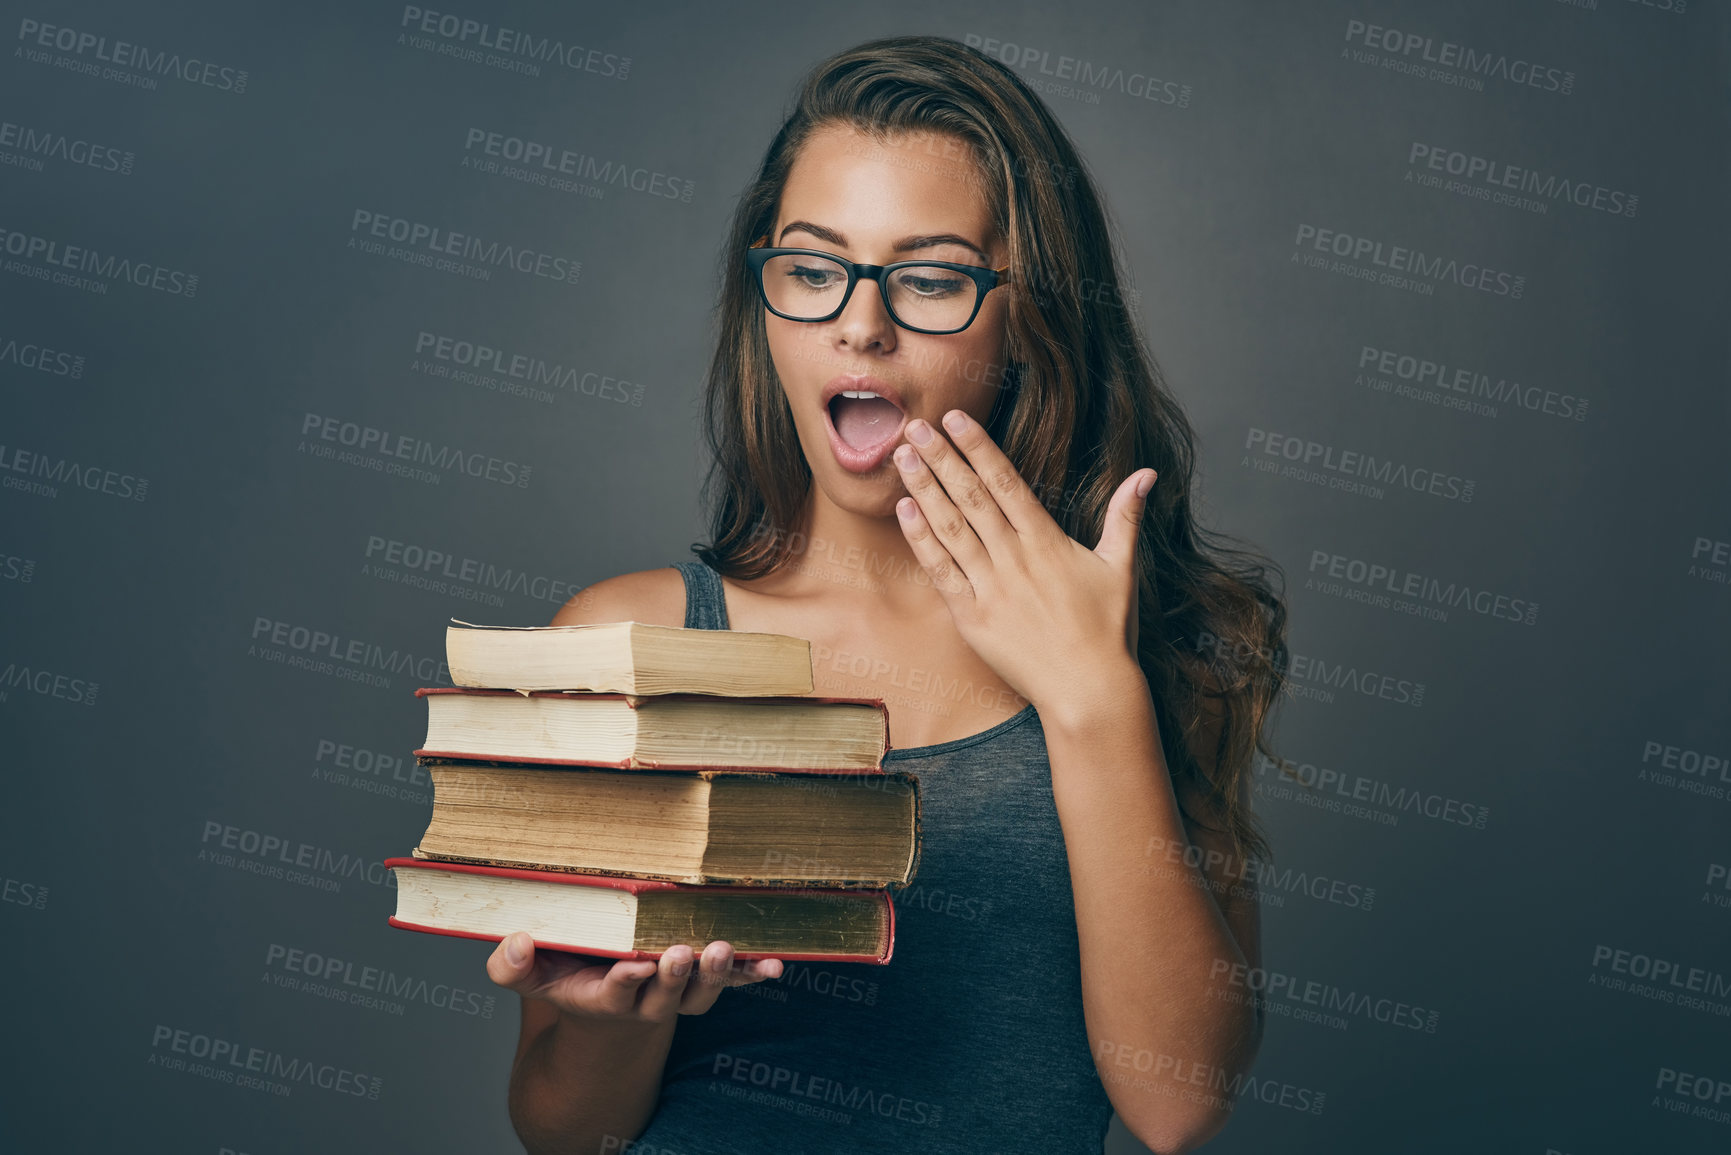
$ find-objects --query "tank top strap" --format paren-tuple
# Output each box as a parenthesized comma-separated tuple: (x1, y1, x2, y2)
(669, 560, 731, 631)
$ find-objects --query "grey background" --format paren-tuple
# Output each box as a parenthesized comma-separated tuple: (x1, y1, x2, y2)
(3, 1, 1728, 1152)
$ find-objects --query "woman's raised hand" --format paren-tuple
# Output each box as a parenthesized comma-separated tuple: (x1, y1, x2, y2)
(486, 933, 784, 1022)
(890, 408, 1155, 721)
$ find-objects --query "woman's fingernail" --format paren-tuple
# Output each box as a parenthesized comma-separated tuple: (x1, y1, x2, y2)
(895, 445, 918, 470)
(1135, 471, 1156, 498)
(942, 410, 966, 433)
(906, 420, 933, 445)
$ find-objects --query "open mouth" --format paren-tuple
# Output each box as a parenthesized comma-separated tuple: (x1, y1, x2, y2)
(827, 391, 905, 451)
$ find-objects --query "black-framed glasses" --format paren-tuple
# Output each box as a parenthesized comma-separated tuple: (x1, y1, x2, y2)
(747, 235, 1010, 335)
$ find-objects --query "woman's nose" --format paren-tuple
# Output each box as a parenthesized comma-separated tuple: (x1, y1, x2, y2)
(833, 274, 898, 351)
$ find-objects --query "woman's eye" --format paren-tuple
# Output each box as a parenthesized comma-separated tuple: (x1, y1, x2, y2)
(786, 265, 842, 290)
(896, 272, 965, 297)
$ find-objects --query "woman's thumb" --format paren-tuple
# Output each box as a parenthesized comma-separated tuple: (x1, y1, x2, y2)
(1096, 469, 1155, 565)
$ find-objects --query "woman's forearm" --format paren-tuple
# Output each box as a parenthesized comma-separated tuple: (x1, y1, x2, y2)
(1042, 662, 1261, 1152)
(509, 1008, 679, 1155)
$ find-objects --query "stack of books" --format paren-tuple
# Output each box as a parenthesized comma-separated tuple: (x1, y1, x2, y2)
(384, 620, 920, 964)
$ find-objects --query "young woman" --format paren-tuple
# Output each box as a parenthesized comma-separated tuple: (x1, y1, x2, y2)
(485, 35, 1288, 1155)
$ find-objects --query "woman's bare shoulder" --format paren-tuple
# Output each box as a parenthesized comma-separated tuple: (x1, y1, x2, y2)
(548, 566, 688, 628)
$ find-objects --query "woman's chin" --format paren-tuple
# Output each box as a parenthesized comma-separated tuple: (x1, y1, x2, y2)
(815, 468, 907, 519)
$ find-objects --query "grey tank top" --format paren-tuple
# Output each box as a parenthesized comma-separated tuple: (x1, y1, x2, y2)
(626, 560, 1115, 1154)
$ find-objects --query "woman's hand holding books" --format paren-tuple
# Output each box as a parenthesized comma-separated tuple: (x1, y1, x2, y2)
(486, 932, 784, 1021)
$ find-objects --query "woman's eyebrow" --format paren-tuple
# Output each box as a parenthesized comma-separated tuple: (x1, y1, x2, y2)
(778, 220, 990, 263)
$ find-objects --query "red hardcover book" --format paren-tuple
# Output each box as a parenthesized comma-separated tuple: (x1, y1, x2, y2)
(413, 686, 892, 774)
(386, 857, 896, 964)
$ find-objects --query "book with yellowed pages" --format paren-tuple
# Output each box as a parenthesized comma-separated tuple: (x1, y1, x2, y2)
(385, 617, 909, 963)
(410, 758, 921, 887)
(445, 619, 814, 696)
(387, 857, 896, 963)
(414, 687, 890, 772)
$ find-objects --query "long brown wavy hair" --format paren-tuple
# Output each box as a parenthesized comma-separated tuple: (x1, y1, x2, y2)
(692, 35, 1288, 864)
